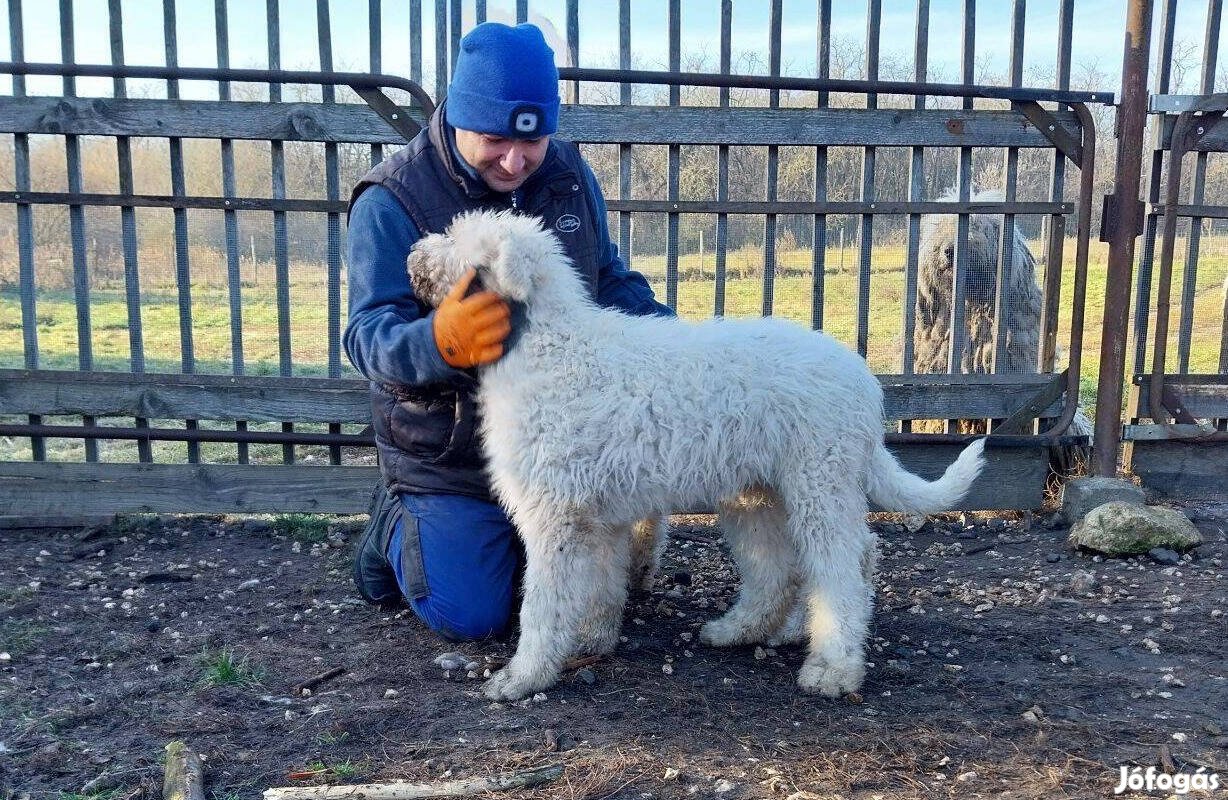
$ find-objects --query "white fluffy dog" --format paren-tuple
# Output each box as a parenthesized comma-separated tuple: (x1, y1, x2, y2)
(408, 210, 987, 701)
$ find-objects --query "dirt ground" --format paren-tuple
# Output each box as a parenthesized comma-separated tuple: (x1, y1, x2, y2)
(1, 501, 1226, 800)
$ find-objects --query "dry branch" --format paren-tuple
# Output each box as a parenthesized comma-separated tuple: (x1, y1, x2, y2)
(262, 764, 563, 800)
(292, 666, 347, 694)
(162, 741, 205, 800)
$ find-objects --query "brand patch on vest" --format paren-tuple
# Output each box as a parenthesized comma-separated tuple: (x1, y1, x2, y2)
(555, 214, 581, 233)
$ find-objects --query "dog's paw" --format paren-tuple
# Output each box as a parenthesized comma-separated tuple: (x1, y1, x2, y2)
(796, 656, 865, 698)
(764, 604, 807, 647)
(699, 616, 756, 648)
(481, 665, 557, 701)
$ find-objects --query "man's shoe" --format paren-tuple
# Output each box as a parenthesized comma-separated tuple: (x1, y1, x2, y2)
(353, 484, 404, 609)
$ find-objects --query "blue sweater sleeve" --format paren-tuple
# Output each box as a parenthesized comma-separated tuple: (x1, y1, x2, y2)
(581, 160, 676, 318)
(343, 185, 472, 388)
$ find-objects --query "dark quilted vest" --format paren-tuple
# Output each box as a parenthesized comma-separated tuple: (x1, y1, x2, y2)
(350, 104, 601, 499)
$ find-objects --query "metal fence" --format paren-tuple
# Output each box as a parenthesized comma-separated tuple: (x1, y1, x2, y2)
(15, 0, 1227, 519)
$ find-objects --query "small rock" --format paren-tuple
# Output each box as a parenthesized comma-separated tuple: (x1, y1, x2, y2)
(574, 667, 596, 685)
(902, 514, 927, 533)
(1148, 547, 1180, 565)
(672, 571, 692, 586)
(531, 693, 547, 703)
(713, 779, 736, 794)
(1045, 553, 1062, 563)
(433, 652, 470, 671)
(1068, 570, 1098, 594)
(1068, 502, 1203, 556)
(663, 767, 680, 781)
(662, 663, 674, 675)
(957, 771, 978, 782)
(383, 689, 399, 699)
(1061, 477, 1145, 525)
(753, 647, 767, 660)
(0, 652, 10, 663)
(237, 579, 261, 591)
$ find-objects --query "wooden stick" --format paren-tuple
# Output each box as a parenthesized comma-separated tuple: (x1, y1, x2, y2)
(163, 741, 205, 800)
(262, 764, 563, 800)
(292, 666, 347, 694)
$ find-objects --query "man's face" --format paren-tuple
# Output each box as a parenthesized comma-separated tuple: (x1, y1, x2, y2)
(453, 129, 550, 193)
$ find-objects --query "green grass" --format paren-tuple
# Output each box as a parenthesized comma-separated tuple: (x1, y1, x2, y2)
(0, 620, 48, 657)
(59, 790, 122, 800)
(197, 647, 265, 689)
(272, 513, 330, 543)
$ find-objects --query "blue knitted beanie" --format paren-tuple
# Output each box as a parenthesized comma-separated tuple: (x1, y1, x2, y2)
(446, 23, 560, 139)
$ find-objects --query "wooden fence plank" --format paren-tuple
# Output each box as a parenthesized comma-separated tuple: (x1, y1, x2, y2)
(0, 370, 1066, 423)
(0, 445, 1046, 514)
(0, 462, 381, 515)
(1130, 375, 1228, 418)
(1128, 440, 1228, 501)
(0, 97, 1080, 148)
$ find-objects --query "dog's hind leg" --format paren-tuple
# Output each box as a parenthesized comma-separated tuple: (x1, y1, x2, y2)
(699, 488, 794, 648)
(786, 485, 876, 698)
(483, 512, 617, 701)
(573, 521, 636, 657)
(628, 516, 667, 593)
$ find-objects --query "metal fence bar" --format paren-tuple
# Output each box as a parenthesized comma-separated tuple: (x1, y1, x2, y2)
(855, 0, 881, 355)
(268, 0, 294, 465)
(1039, 0, 1073, 372)
(901, 0, 928, 376)
(163, 0, 198, 464)
(369, 0, 384, 168)
(761, 0, 782, 317)
(714, 0, 731, 317)
(566, 0, 579, 104)
(435, 0, 448, 99)
(410, 1, 423, 87)
(664, 0, 680, 310)
(811, 0, 830, 331)
(318, 0, 343, 465)
(948, 0, 975, 378)
(59, 0, 97, 462)
(215, 0, 250, 464)
(992, 0, 1025, 375)
(8, 0, 43, 461)
(516, 0, 527, 24)
(476, 0, 486, 24)
(449, 0, 461, 80)
(1177, 0, 1222, 372)
(617, 0, 632, 275)
(1134, 0, 1179, 375)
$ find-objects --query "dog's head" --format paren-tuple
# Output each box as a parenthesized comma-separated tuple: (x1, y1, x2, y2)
(407, 209, 568, 307)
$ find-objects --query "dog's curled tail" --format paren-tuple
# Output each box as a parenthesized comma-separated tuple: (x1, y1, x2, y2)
(866, 438, 986, 513)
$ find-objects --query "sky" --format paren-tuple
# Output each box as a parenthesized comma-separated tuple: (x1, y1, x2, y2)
(0, 1, 1224, 101)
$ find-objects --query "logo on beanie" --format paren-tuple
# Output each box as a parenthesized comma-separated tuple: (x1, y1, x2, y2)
(555, 214, 581, 233)
(510, 105, 541, 135)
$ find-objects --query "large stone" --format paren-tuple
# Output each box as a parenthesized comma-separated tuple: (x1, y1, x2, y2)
(1068, 501, 1203, 556)
(1061, 477, 1145, 525)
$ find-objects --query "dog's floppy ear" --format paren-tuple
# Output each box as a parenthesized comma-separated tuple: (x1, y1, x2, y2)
(407, 232, 464, 308)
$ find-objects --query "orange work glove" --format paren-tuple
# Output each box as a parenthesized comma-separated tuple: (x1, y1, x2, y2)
(432, 267, 512, 369)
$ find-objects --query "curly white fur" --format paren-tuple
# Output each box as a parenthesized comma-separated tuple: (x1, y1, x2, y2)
(408, 210, 987, 701)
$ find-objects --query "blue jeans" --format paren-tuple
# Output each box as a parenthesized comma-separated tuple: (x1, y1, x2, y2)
(387, 493, 521, 641)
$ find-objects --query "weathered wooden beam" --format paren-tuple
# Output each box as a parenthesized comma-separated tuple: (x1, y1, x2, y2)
(0, 95, 421, 143)
(1128, 440, 1228, 501)
(0, 369, 370, 423)
(0, 462, 381, 515)
(0, 369, 1064, 424)
(1129, 374, 1228, 419)
(562, 105, 1083, 147)
(0, 443, 1045, 514)
(0, 96, 1080, 148)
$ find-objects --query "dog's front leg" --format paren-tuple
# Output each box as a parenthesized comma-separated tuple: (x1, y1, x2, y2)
(482, 513, 596, 701)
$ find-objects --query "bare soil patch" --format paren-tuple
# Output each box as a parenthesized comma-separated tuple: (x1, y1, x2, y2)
(2, 503, 1225, 799)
